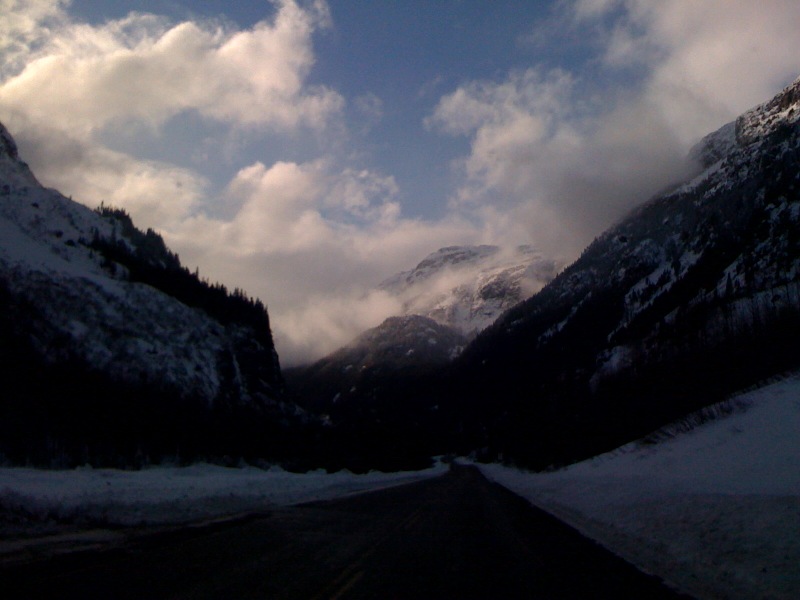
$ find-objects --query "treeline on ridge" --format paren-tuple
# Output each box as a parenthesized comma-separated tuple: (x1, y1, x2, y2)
(90, 204, 275, 352)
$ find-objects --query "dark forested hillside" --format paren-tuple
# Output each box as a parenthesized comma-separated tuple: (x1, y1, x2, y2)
(90, 204, 280, 374)
(286, 315, 465, 411)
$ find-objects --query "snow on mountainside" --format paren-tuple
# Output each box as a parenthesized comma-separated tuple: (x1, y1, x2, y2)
(691, 74, 800, 170)
(0, 122, 278, 403)
(286, 315, 466, 411)
(379, 245, 557, 337)
(735, 74, 800, 144)
(0, 121, 290, 466)
(286, 245, 555, 412)
(689, 121, 736, 168)
(480, 373, 800, 600)
(495, 74, 800, 371)
(445, 76, 800, 468)
(286, 246, 555, 413)
(349, 315, 466, 366)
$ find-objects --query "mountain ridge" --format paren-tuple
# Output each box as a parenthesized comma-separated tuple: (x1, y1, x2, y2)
(379, 244, 557, 337)
(286, 244, 555, 414)
(3, 75, 799, 472)
(0, 121, 298, 467)
(286, 315, 466, 414)
(442, 76, 800, 467)
(286, 77, 800, 470)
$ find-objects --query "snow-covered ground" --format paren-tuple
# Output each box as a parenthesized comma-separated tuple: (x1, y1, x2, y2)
(0, 461, 447, 559)
(3, 377, 798, 599)
(480, 375, 800, 600)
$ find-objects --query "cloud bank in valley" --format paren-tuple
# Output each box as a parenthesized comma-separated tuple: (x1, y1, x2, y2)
(1, 0, 799, 364)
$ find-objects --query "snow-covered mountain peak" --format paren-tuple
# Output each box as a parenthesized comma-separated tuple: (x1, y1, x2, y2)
(691, 77, 800, 169)
(0, 122, 19, 160)
(0, 122, 39, 190)
(380, 245, 501, 290)
(412, 245, 500, 277)
(0, 132, 113, 279)
(379, 244, 557, 337)
(735, 75, 800, 146)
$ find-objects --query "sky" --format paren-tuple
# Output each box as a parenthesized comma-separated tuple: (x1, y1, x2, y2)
(2, 0, 800, 365)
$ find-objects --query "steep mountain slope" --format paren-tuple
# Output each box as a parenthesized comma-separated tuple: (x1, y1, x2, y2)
(286, 315, 466, 413)
(284, 313, 468, 471)
(0, 122, 295, 467)
(286, 245, 554, 421)
(439, 76, 800, 468)
(286, 245, 554, 424)
(380, 245, 557, 337)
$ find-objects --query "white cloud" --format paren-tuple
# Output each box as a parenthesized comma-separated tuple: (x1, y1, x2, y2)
(0, 0, 488, 366)
(221, 160, 329, 253)
(179, 160, 404, 256)
(429, 67, 688, 258)
(325, 168, 399, 221)
(8, 118, 206, 226)
(276, 289, 404, 365)
(583, 0, 800, 140)
(166, 158, 481, 365)
(429, 1, 800, 260)
(0, 0, 346, 232)
(0, 0, 342, 137)
(426, 69, 574, 137)
(428, 69, 577, 199)
(0, 0, 68, 75)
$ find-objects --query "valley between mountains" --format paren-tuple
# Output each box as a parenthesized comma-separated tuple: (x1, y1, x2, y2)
(1, 75, 800, 600)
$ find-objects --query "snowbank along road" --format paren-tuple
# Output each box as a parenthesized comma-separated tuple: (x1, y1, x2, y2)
(2, 465, 689, 599)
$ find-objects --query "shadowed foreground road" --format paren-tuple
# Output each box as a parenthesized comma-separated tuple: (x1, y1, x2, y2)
(3, 465, 689, 599)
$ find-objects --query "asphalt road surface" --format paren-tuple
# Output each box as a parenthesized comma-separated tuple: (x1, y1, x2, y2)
(2, 465, 690, 599)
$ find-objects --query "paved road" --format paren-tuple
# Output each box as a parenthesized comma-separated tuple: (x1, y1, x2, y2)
(2, 465, 689, 599)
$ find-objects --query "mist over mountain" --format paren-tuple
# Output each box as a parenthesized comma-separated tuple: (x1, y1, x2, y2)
(437, 76, 800, 468)
(285, 244, 556, 414)
(290, 76, 800, 470)
(2, 74, 799, 474)
(285, 315, 465, 413)
(379, 244, 558, 338)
